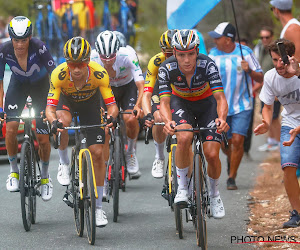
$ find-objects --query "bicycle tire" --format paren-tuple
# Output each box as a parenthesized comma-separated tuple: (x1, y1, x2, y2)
(113, 133, 121, 222)
(19, 141, 33, 231)
(172, 146, 183, 239)
(82, 150, 96, 245)
(71, 147, 84, 237)
(195, 154, 207, 249)
(31, 143, 37, 225)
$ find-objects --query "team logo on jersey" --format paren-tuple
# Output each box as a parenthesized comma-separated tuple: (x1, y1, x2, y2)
(146, 70, 152, 77)
(177, 76, 182, 81)
(58, 70, 67, 80)
(158, 70, 167, 80)
(12, 64, 40, 77)
(166, 62, 177, 71)
(197, 59, 207, 68)
(29, 53, 37, 61)
(237, 65, 243, 73)
(206, 135, 213, 140)
(175, 109, 185, 118)
(48, 60, 54, 67)
(154, 57, 162, 67)
(132, 60, 139, 67)
(179, 119, 187, 124)
(39, 45, 47, 54)
(120, 66, 126, 72)
(8, 104, 18, 110)
(47, 93, 54, 97)
(94, 71, 106, 79)
(96, 135, 103, 143)
(151, 95, 159, 104)
(206, 62, 218, 75)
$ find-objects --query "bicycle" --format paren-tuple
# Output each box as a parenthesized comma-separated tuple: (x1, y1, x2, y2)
(4, 97, 43, 231)
(59, 112, 106, 245)
(106, 109, 138, 222)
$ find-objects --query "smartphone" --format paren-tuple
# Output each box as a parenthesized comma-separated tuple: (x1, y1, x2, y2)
(277, 41, 290, 65)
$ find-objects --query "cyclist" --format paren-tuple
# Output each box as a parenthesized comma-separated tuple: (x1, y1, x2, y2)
(91, 30, 144, 179)
(0, 16, 56, 201)
(142, 29, 177, 178)
(45, 36, 118, 227)
(159, 29, 229, 219)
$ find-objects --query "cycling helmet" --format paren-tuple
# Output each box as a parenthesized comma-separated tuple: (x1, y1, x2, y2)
(8, 16, 32, 39)
(63, 36, 91, 62)
(95, 30, 120, 58)
(172, 29, 200, 51)
(113, 31, 127, 47)
(159, 29, 177, 50)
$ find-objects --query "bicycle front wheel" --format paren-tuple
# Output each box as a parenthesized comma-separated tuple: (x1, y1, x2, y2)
(171, 146, 183, 239)
(195, 154, 207, 249)
(113, 133, 121, 222)
(19, 141, 33, 231)
(81, 150, 96, 245)
(71, 147, 84, 237)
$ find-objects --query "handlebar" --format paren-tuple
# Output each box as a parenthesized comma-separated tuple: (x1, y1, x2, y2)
(145, 122, 165, 145)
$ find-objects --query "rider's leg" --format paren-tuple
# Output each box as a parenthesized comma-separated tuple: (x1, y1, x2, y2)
(36, 134, 51, 179)
(152, 110, 166, 159)
(6, 121, 20, 174)
(124, 110, 139, 152)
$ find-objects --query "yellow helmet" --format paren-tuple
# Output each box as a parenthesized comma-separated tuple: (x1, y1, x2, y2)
(63, 36, 91, 62)
(159, 29, 177, 50)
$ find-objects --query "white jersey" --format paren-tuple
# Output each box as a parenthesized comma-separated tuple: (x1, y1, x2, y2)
(90, 46, 144, 87)
(260, 68, 300, 129)
(280, 18, 300, 38)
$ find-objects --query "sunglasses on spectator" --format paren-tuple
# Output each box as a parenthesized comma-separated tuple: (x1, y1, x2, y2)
(67, 61, 88, 69)
(100, 53, 116, 61)
(260, 36, 271, 40)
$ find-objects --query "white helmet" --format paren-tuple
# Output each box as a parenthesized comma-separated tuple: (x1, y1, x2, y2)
(172, 29, 200, 51)
(95, 30, 120, 58)
(113, 31, 127, 47)
(8, 16, 33, 39)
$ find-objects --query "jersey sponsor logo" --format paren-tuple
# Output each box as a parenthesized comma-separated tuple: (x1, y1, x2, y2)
(174, 82, 185, 86)
(151, 95, 160, 104)
(154, 57, 162, 67)
(179, 119, 187, 123)
(157, 105, 160, 109)
(206, 62, 218, 75)
(94, 70, 106, 79)
(175, 109, 185, 118)
(158, 70, 167, 80)
(50, 81, 55, 91)
(207, 120, 216, 128)
(48, 60, 54, 67)
(81, 138, 86, 144)
(47, 93, 54, 97)
(29, 53, 36, 61)
(177, 76, 182, 81)
(130, 98, 135, 101)
(11, 64, 40, 77)
(282, 88, 300, 102)
(210, 79, 222, 84)
(39, 45, 47, 54)
(166, 62, 177, 71)
(146, 70, 152, 77)
(171, 109, 174, 113)
(62, 105, 70, 111)
(8, 104, 18, 110)
(195, 75, 203, 80)
(132, 60, 139, 67)
(58, 70, 67, 81)
(96, 135, 103, 143)
(197, 59, 207, 68)
(206, 135, 213, 140)
(119, 66, 126, 72)
(159, 84, 168, 88)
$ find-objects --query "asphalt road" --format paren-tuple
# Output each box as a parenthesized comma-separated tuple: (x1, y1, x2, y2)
(0, 135, 266, 249)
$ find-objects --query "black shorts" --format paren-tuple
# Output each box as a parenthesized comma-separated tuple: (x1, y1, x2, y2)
(111, 80, 137, 110)
(4, 74, 49, 134)
(56, 89, 105, 146)
(171, 95, 222, 143)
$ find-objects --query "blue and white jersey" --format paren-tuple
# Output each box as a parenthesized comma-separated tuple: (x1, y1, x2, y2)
(209, 43, 262, 116)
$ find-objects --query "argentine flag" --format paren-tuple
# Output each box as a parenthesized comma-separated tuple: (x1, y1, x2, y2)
(167, 0, 221, 29)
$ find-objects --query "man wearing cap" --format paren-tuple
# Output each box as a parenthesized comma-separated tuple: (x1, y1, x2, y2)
(270, 0, 300, 60)
(208, 22, 263, 190)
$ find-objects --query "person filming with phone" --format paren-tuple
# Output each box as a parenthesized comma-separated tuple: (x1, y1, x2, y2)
(254, 38, 300, 228)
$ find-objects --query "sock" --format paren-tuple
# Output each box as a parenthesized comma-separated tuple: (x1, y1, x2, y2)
(154, 140, 165, 160)
(58, 148, 69, 165)
(8, 155, 19, 173)
(176, 166, 189, 190)
(127, 137, 137, 154)
(96, 186, 104, 209)
(209, 177, 220, 198)
(41, 161, 50, 179)
(269, 137, 279, 145)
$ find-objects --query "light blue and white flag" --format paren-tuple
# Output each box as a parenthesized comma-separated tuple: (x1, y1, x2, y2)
(167, 0, 221, 29)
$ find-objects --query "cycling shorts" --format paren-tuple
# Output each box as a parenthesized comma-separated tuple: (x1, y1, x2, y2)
(171, 95, 222, 143)
(4, 74, 50, 134)
(56, 89, 105, 146)
(111, 80, 137, 110)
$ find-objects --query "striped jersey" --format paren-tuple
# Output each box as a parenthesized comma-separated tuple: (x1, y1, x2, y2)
(209, 43, 262, 116)
(158, 54, 224, 101)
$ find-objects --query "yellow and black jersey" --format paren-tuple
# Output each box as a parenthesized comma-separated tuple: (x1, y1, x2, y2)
(47, 61, 116, 106)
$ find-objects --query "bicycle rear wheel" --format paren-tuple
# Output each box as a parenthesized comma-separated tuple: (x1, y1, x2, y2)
(71, 147, 84, 237)
(19, 141, 33, 231)
(82, 150, 96, 245)
(113, 133, 121, 222)
(171, 146, 183, 239)
(195, 154, 207, 249)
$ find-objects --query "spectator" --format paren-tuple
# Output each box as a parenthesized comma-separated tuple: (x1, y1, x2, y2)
(208, 22, 263, 190)
(254, 39, 300, 228)
(0, 17, 6, 39)
(270, 0, 300, 60)
(127, 0, 137, 23)
(254, 26, 282, 152)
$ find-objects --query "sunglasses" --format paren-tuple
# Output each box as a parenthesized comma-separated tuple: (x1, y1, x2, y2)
(100, 53, 116, 61)
(260, 36, 271, 40)
(67, 61, 88, 69)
